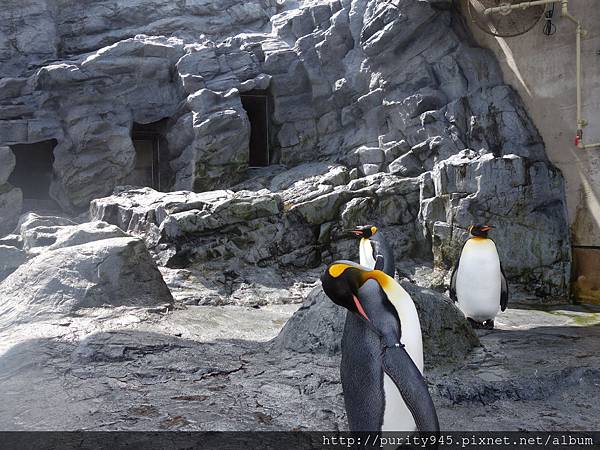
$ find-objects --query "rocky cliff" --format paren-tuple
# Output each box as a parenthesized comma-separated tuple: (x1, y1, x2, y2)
(1, 0, 597, 436)
(0, 0, 570, 298)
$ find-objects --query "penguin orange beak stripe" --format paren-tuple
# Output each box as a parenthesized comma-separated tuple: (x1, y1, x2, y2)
(352, 295, 370, 321)
(350, 230, 363, 236)
(481, 226, 493, 232)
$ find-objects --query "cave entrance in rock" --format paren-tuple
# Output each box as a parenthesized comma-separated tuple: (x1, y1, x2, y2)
(130, 119, 168, 190)
(241, 92, 270, 167)
(8, 139, 57, 200)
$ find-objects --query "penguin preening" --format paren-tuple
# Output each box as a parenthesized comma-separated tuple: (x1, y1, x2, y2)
(450, 224, 509, 329)
(349, 225, 417, 431)
(321, 259, 439, 433)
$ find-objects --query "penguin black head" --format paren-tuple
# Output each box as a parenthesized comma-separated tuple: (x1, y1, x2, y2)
(469, 224, 494, 238)
(348, 225, 378, 239)
(321, 260, 375, 322)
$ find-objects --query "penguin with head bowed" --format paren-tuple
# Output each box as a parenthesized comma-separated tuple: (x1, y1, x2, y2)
(449, 224, 509, 329)
(321, 260, 439, 433)
(348, 225, 394, 276)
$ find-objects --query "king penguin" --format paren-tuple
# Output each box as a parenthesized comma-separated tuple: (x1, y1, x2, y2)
(349, 225, 394, 275)
(321, 260, 439, 433)
(450, 224, 508, 329)
(348, 225, 418, 431)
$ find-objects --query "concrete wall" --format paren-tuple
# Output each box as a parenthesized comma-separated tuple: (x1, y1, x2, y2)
(460, 0, 600, 301)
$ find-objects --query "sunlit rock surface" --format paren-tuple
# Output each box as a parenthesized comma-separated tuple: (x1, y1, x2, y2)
(0, 220, 173, 328)
(0, 0, 570, 298)
(0, 0, 587, 435)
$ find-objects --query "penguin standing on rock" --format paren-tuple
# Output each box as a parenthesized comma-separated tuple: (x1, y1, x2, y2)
(450, 225, 508, 329)
(349, 225, 394, 275)
(322, 259, 439, 433)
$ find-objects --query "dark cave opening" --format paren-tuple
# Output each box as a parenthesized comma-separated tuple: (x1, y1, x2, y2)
(241, 92, 270, 167)
(8, 139, 57, 200)
(129, 119, 169, 190)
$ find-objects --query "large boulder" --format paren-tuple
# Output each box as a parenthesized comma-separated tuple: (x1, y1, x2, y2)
(271, 285, 345, 356)
(21, 219, 128, 255)
(0, 236, 173, 327)
(272, 282, 480, 368)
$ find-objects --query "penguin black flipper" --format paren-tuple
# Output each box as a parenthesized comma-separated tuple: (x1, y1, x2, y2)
(382, 345, 440, 433)
(449, 260, 459, 303)
(370, 232, 395, 277)
(449, 240, 467, 303)
(500, 263, 509, 312)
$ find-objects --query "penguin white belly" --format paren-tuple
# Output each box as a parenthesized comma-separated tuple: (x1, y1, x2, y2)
(382, 373, 417, 431)
(378, 275, 423, 432)
(456, 239, 501, 322)
(359, 238, 376, 269)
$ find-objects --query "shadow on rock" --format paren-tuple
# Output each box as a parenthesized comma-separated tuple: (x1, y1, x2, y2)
(0, 329, 344, 431)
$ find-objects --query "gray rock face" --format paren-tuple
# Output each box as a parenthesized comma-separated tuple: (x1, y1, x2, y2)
(0, 146, 15, 184)
(0, 0, 277, 78)
(271, 286, 345, 356)
(272, 282, 480, 368)
(0, 185, 22, 237)
(90, 172, 422, 274)
(0, 236, 173, 327)
(0, 245, 27, 281)
(0, 147, 22, 235)
(0, 0, 571, 298)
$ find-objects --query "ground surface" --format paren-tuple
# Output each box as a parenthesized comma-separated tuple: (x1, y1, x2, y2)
(1, 302, 599, 431)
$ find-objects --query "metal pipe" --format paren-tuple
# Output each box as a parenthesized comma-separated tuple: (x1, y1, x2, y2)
(561, 0, 579, 25)
(484, 0, 558, 16)
(482, 0, 600, 148)
(560, 0, 600, 148)
(576, 23, 583, 130)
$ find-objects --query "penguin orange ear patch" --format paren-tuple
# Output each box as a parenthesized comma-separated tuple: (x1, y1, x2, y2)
(328, 263, 353, 278)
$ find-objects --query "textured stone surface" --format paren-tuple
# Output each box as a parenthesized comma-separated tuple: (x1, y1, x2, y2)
(0, 0, 278, 79)
(0, 0, 571, 298)
(0, 216, 174, 328)
(0, 185, 22, 237)
(0, 301, 599, 432)
(90, 173, 422, 281)
(421, 151, 571, 297)
(0, 146, 15, 184)
(0, 236, 173, 327)
(0, 245, 27, 281)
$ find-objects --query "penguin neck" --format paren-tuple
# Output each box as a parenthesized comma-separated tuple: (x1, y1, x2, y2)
(374, 273, 424, 373)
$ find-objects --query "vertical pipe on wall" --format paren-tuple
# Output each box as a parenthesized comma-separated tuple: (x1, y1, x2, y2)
(560, 0, 600, 148)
